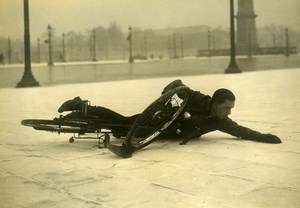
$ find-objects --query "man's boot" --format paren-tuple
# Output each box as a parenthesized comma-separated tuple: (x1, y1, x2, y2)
(58, 96, 83, 113)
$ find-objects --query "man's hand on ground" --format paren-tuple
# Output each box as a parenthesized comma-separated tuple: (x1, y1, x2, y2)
(259, 133, 282, 144)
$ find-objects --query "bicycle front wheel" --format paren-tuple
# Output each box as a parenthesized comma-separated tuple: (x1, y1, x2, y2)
(125, 86, 190, 150)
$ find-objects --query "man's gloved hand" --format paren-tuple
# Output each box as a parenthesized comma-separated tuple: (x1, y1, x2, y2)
(258, 133, 282, 144)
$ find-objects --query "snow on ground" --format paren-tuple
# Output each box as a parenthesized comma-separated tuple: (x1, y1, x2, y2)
(0, 68, 300, 208)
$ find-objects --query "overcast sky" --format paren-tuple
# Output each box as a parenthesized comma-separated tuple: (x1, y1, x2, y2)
(0, 0, 299, 40)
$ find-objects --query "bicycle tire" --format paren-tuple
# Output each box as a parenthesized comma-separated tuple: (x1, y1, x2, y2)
(125, 86, 190, 150)
(21, 119, 89, 134)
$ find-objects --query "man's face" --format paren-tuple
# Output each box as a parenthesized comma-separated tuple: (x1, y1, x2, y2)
(212, 100, 235, 119)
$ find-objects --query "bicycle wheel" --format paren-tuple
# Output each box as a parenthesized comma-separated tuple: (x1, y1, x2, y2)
(21, 119, 89, 134)
(125, 86, 190, 150)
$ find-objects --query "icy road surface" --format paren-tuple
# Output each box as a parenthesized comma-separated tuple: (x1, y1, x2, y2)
(1, 68, 300, 208)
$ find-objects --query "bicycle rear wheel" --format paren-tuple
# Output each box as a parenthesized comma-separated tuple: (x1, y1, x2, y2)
(125, 86, 190, 150)
(21, 119, 89, 134)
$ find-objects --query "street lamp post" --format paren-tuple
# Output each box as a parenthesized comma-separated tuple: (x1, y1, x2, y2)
(273, 32, 276, 48)
(144, 36, 148, 59)
(62, 33, 66, 62)
(181, 36, 184, 58)
(225, 0, 241, 73)
(106, 42, 109, 60)
(7, 36, 12, 64)
(285, 27, 290, 57)
(37, 38, 40, 63)
(208, 29, 211, 57)
(167, 37, 171, 58)
(92, 29, 97, 62)
(173, 33, 177, 58)
(17, 0, 39, 87)
(248, 31, 252, 59)
(105, 36, 109, 60)
(128, 26, 134, 63)
(47, 24, 54, 66)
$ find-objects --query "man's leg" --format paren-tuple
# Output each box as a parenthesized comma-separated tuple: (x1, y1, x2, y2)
(58, 96, 139, 124)
(87, 105, 139, 124)
(87, 106, 140, 138)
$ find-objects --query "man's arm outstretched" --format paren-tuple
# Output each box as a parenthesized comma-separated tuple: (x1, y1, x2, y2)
(219, 118, 282, 144)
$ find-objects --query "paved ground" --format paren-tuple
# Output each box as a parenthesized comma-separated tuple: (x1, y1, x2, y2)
(1, 68, 300, 208)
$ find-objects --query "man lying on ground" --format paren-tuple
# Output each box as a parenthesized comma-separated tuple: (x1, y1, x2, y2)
(58, 80, 282, 145)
